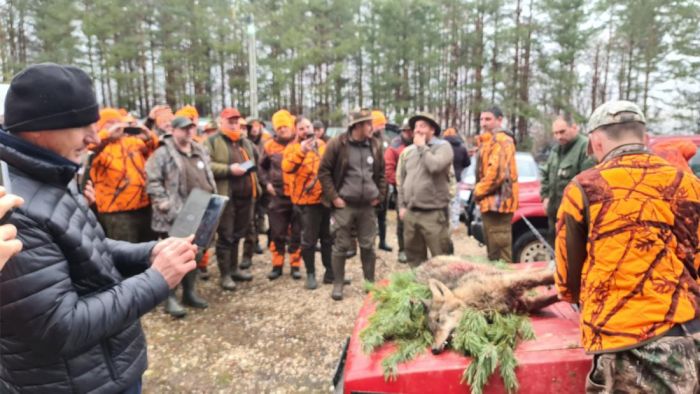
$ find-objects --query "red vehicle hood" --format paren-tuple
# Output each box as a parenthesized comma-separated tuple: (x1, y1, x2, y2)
(342, 263, 590, 393)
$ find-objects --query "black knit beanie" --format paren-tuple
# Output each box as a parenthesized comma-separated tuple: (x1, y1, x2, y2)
(2, 63, 99, 133)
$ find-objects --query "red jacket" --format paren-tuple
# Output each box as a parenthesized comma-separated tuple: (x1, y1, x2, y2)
(385, 136, 410, 186)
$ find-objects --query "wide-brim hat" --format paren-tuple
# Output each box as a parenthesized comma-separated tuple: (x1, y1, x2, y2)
(409, 112, 441, 136)
(346, 108, 374, 130)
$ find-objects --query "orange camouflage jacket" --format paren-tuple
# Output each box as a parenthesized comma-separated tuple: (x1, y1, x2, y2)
(473, 130, 519, 213)
(555, 145, 700, 353)
(90, 130, 159, 213)
(281, 140, 325, 205)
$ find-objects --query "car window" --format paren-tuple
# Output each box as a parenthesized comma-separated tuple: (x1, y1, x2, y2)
(691, 149, 700, 177)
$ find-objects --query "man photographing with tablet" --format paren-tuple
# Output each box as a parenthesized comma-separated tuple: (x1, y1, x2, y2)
(0, 63, 197, 394)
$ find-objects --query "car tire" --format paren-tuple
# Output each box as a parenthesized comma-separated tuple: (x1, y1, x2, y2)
(513, 229, 551, 263)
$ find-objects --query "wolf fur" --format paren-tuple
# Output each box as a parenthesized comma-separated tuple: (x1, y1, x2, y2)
(415, 256, 558, 354)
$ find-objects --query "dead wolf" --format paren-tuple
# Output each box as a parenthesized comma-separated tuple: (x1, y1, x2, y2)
(415, 256, 558, 354)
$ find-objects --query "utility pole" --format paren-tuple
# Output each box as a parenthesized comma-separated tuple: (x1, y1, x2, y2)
(247, 15, 258, 118)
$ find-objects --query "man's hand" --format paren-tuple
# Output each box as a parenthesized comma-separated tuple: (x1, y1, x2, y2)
(106, 123, 125, 141)
(0, 188, 24, 271)
(370, 198, 380, 207)
(157, 200, 172, 211)
(150, 236, 197, 288)
(301, 138, 315, 153)
(149, 105, 172, 120)
(230, 163, 246, 176)
(413, 133, 426, 147)
(83, 180, 96, 206)
(542, 198, 549, 211)
(333, 197, 346, 208)
(266, 183, 277, 196)
(399, 207, 407, 220)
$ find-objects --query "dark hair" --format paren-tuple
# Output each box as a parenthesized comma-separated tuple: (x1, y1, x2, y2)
(554, 113, 575, 126)
(294, 115, 308, 126)
(483, 105, 503, 119)
(598, 121, 646, 141)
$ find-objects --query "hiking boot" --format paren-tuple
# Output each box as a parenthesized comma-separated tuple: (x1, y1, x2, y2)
(165, 290, 187, 318)
(398, 251, 408, 264)
(239, 257, 253, 270)
(182, 270, 208, 309)
(331, 254, 346, 301)
(216, 248, 236, 291)
(268, 266, 283, 280)
(305, 273, 317, 290)
(291, 267, 302, 280)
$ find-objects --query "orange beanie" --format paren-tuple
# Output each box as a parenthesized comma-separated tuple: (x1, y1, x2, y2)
(97, 108, 123, 131)
(175, 105, 199, 123)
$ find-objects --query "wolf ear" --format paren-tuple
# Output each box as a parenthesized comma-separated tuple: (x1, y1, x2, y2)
(428, 279, 453, 302)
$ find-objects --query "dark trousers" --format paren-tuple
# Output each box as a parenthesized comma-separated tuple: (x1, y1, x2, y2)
(243, 196, 267, 258)
(395, 204, 405, 252)
(376, 202, 387, 244)
(99, 206, 155, 242)
(482, 211, 513, 263)
(217, 197, 253, 251)
(268, 195, 301, 267)
(300, 204, 332, 275)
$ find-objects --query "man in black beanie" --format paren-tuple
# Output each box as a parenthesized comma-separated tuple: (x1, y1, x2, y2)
(0, 63, 198, 393)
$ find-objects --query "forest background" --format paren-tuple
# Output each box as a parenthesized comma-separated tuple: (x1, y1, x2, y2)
(2, 0, 699, 147)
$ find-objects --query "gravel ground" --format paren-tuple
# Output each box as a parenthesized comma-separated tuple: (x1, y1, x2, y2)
(142, 212, 487, 393)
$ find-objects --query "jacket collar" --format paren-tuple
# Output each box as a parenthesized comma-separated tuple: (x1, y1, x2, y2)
(602, 143, 648, 163)
(0, 130, 79, 186)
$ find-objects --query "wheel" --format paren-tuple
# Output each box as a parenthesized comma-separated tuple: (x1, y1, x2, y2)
(513, 230, 551, 263)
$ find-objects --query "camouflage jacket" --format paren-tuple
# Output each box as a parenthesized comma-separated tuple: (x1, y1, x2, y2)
(145, 137, 216, 233)
(555, 145, 700, 353)
(473, 130, 519, 213)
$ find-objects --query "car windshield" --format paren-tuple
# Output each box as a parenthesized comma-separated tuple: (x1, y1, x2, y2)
(460, 152, 539, 184)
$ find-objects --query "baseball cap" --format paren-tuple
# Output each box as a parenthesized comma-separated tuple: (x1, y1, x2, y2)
(586, 100, 646, 134)
(172, 116, 195, 129)
(220, 107, 241, 119)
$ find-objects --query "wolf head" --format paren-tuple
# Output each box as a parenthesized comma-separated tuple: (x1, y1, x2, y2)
(426, 279, 465, 355)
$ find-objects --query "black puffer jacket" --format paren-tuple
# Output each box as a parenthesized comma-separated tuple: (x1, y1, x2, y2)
(0, 132, 169, 393)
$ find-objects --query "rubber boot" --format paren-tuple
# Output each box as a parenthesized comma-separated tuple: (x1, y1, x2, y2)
(164, 289, 187, 318)
(255, 242, 264, 254)
(268, 266, 283, 280)
(302, 248, 316, 289)
(239, 257, 253, 270)
(198, 266, 210, 280)
(377, 221, 392, 252)
(331, 254, 346, 301)
(291, 267, 302, 280)
(216, 248, 236, 291)
(360, 248, 375, 283)
(230, 240, 253, 282)
(182, 270, 208, 308)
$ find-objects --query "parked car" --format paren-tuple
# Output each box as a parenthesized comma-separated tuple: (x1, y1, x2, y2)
(334, 262, 590, 393)
(459, 152, 550, 263)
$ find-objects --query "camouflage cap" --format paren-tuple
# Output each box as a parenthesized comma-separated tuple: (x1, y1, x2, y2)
(586, 100, 646, 134)
(400, 118, 411, 130)
(346, 108, 373, 130)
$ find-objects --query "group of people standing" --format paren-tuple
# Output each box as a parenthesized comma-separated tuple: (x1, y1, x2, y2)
(79, 100, 488, 310)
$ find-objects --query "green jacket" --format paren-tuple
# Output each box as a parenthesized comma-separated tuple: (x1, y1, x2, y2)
(203, 131, 261, 199)
(540, 134, 594, 219)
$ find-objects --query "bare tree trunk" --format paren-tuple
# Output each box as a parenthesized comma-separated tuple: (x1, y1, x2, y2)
(591, 44, 600, 111)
